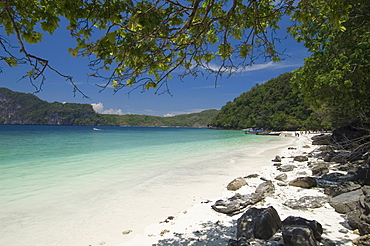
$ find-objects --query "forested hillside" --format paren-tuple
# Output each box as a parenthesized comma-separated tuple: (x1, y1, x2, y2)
(0, 87, 218, 127)
(99, 109, 219, 127)
(210, 73, 324, 130)
(0, 87, 97, 125)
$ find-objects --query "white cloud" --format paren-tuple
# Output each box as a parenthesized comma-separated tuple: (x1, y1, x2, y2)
(102, 108, 124, 115)
(164, 109, 207, 117)
(206, 61, 302, 73)
(239, 61, 302, 72)
(91, 102, 104, 113)
(91, 102, 124, 115)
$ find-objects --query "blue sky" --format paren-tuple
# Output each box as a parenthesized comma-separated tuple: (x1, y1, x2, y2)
(0, 18, 309, 117)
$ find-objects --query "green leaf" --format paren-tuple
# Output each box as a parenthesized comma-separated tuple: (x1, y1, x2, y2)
(5, 57, 18, 67)
(145, 82, 157, 90)
(107, 32, 116, 44)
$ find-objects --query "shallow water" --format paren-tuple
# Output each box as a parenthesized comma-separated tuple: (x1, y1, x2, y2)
(0, 125, 288, 246)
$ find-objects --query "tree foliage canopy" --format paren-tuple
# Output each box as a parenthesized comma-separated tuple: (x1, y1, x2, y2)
(290, 0, 370, 125)
(0, 0, 294, 92)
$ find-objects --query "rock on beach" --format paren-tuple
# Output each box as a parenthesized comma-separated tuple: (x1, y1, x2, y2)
(255, 180, 275, 196)
(277, 164, 297, 172)
(227, 177, 248, 191)
(289, 176, 317, 188)
(283, 196, 328, 210)
(236, 206, 282, 240)
(329, 189, 363, 214)
(293, 155, 309, 162)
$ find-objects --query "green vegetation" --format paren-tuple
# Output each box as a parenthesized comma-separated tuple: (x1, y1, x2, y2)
(210, 72, 324, 130)
(290, 0, 370, 127)
(99, 109, 219, 127)
(0, 87, 218, 127)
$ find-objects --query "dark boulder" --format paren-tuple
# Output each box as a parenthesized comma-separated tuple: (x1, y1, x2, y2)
(227, 177, 248, 191)
(282, 216, 323, 241)
(212, 193, 264, 216)
(311, 134, 332, 145)
(278, 165, 297, 172)
(311, 163, 330, 176)
(255, 180, 275, 196)
(228, 238, 250, 246)
(245, 173, 259, 179)
(346, 209, 361, 230)
(358, 186, 370, 235)
(320, 238, 337, 246)
(294, 156, 309, 162)
(317, 146, 334, 152)
(282, 226, 318, 246)
(289, 177, 317, 188)
(212, 200, 243, 215)
(316, 172, 357, 188)
(323, 152, 336, 162)
(329, 189, 362, 214)
(321, 151, 350, 163)
(323, 181, 361, 197)
(355, 168, 370, 185)
(275, 173, 288, 181)
(283, 196, 328, 210)
(337, 161, 364, 173)
(272, 155, 282, 162)
(237, 206, 282, 240)
(331, 153, 349, 164)
(320, 172, 346, 182)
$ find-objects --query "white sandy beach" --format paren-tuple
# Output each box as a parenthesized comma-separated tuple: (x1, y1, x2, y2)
(105, 134, 294, 246)
(120, 133, 359, 245)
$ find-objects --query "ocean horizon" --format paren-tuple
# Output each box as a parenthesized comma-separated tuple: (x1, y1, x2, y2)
(0, 125, 289, 245)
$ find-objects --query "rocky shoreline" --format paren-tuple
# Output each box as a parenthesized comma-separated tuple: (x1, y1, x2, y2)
(121, 132, 370, 245)
(222, 133, 370, 245)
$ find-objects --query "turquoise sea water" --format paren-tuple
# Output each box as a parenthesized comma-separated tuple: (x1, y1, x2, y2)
(0, 125, 288, 246)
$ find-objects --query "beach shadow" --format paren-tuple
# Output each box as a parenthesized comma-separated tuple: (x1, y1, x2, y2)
(153, 220, 237, 246)
(321, 225, 354, 245)
(154, 220, 356, 246)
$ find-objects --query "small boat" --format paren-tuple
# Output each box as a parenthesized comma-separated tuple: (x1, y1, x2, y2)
(242, 128, 255, 134)
(243, 129, 264, 134)
(93, 128, 101, 131)
(256, 131, 281, 136)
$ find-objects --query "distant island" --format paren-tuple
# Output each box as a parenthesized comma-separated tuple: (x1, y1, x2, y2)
(0, 87, 219, 128)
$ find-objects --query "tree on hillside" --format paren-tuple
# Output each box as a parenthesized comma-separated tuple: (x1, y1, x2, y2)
(210, 72, 324, 130)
